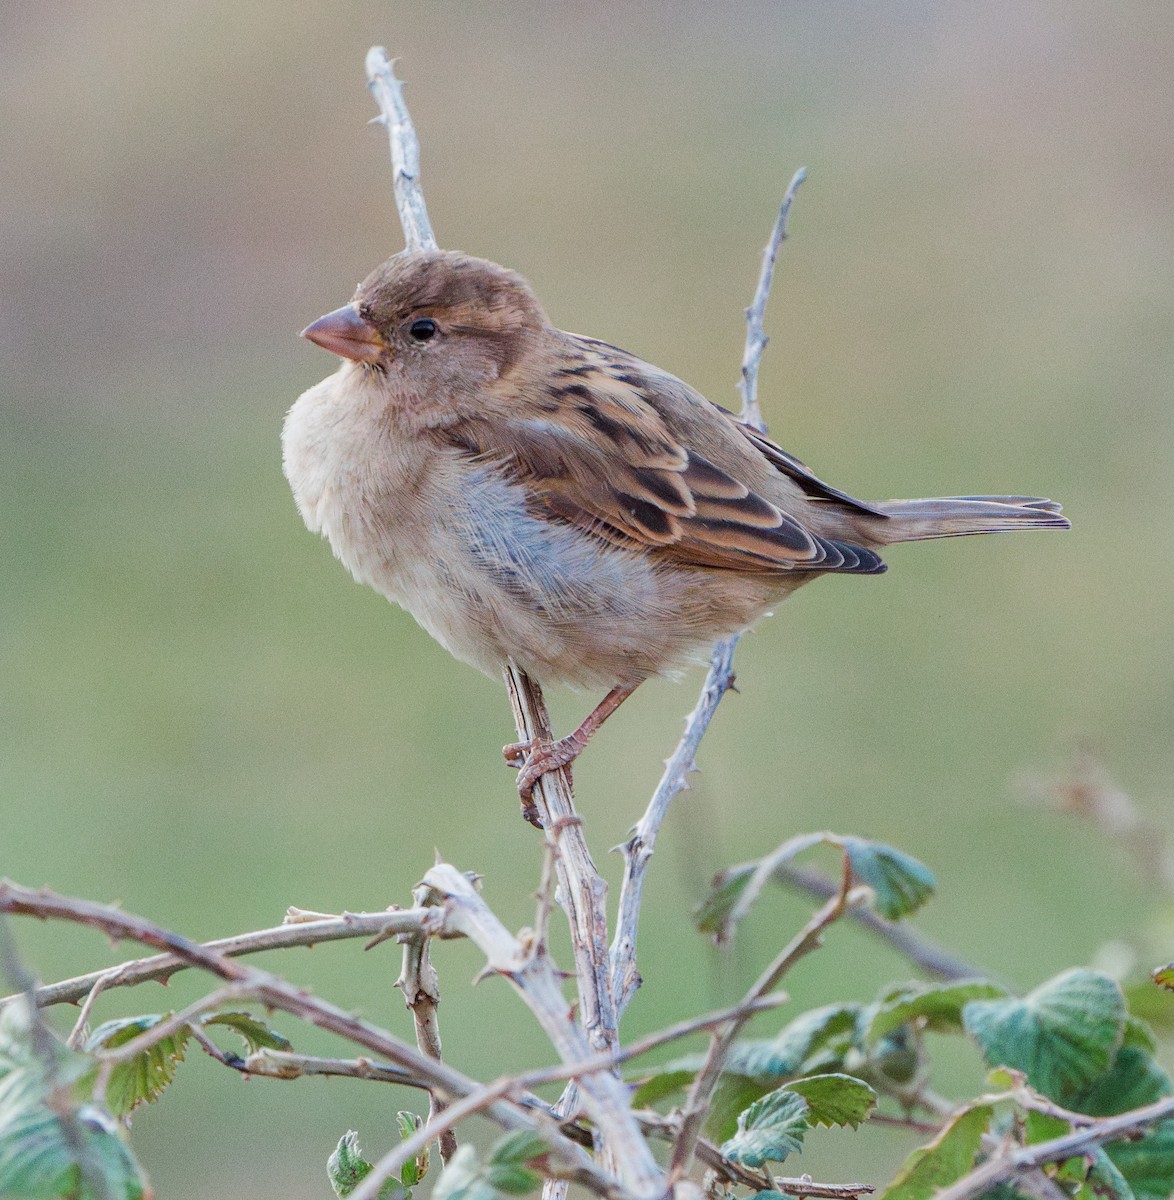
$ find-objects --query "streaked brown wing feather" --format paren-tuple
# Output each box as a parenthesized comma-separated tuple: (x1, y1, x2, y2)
(441, 338, 884, 574)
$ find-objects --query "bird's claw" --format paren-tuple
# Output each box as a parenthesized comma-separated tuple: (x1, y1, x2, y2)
(503, 735, 585, 825)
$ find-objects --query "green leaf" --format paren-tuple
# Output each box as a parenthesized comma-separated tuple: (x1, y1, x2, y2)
(84, 1013, 189, 1117)
(201, 1011, 292, 1053)
(1121, 1015, 1158, 1054)
(1024, 1109, 1070, 1144)
(483, 1163, 541, 1196)
(485, 1130, 545, 1195)
(488, 1130, 548, 1167)
(1102, 1119, 1174, 1200)
(695, 834, 824, 941)
(695, 865, 755, 938)
(868, 980, 1008, 1041)
(329, 1130, 373, 1198)
(707, 1073, 773, 1144)
(327, 1130, 403, 1200)
(1072, 1046, 1172, 1116)
(781, 1074, 875, 1128)
(0, 1094, 149, 1199)
(769, 1004, 862, 1076)
(720, 1088, 809, 1167)
(1152, 965, 1174, 991)
(963, 969, 1126, 1101)
(630, 1067, 696, 1108)
(879, 1104, 992, 1200)
(396, 1111, 427, 1188)
(835, 837, 935, 920)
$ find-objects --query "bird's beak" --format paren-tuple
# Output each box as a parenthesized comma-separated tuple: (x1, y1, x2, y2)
(300, 304, 388, 363)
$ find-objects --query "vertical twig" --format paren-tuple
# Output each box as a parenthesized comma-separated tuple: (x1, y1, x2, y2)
(366, 48, 437, 253)
(422, 864, 663, 1197)
(397, 883, 458, 1163)
(610, 169, 807, 1018)
(365, 49, 625, 1195)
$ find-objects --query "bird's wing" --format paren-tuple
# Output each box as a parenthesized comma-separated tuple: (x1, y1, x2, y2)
(438, 336, 884, 575)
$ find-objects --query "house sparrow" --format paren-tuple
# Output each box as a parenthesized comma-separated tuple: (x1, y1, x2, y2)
(283, 249, 1068, 817)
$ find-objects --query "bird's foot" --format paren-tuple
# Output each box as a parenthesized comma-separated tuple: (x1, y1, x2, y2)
(502, 733, 587, 824)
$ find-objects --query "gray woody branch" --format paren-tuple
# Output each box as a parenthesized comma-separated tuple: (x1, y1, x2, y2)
(0, 881, 624, 1200)
(610, 169, 806, 1017)
(365, 48, 625, 1200)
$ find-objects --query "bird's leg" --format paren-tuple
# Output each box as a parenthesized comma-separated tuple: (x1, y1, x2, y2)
(503, 684, 639, 817)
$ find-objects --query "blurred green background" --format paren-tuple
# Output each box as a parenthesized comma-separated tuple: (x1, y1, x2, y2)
(3, 1, 1173, 1195)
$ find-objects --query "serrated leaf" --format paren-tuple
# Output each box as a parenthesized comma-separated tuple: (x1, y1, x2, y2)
(1102, 1119, 1174, 1200)
(720, 1088, 809, 1167)
(328, 1130, 403, 1200)
(84, 1013, 189, 1116)
(396, 1111, 427, 1188)
(868, 980, 1008, 1041)
(781, 1074, 876, 1128)
(835, 837, 935, 920)
(0, 1097, 149, 1199)
(964, 969, 1126, 1101)
(879, 1104, 992, 1200)
(202, 1011, 292, 1053)
(329, 1130, 373, 1198)
(707, 1073, 772, 1144)
(1086, 1148, 1136, 1200)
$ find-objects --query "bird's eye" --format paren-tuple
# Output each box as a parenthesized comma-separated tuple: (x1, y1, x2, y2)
(408, 318, 437, 343)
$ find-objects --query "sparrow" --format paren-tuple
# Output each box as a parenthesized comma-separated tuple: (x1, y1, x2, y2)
(283, 249, 1069, 820)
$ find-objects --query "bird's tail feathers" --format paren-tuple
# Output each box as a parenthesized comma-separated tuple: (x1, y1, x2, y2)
(868, 495, 1070, 544)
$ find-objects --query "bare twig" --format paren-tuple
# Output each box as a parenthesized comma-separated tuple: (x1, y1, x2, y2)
(0, 881, 622, 1197)
(505, 669, 618, 1055)
(738, 168, 807, 432)
(670, 857, 855, 1178)
(398, 882, 457, 1162)
(422, 862, 662, 1196)
(366, 47, 437, 252)
(934, 1094, 1174, 1200)
(0, 898, 436, 1010)
(610, 174, 807, 1017)
(242, 1048, 425, 1087)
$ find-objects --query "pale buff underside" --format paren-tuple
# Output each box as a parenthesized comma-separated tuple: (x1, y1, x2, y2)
(282, 367, 796, 691)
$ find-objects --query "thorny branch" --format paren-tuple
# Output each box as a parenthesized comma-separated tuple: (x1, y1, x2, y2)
(610, 170, 806, 1018)
(398, 882, 458, 1162)
(421, 862, 663, 1197)
(0, 881, 623, 1199)
(0, 900, 436, 1010)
